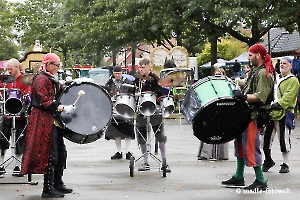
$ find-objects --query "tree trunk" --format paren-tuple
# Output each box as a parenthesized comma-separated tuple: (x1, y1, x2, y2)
(210, 36, 218, 75)
(131, 44, 136, 75)
(112, 48, 117, 66)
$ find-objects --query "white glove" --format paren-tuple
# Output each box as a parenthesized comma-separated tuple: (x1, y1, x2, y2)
(64, 105, 76, 114)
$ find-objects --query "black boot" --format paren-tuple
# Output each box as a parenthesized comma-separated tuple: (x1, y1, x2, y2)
(54, 164, 73, 194)
(53, 140, 72, 194)
(42, 163, 64, 198)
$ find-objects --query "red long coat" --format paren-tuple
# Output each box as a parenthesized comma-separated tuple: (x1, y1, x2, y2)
(20, 74, 59, 174)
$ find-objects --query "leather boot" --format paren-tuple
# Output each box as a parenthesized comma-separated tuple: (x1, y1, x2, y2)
(42, 162, 64, 198)
(54, 166, 72, 194)
(53, 145, 72, 194)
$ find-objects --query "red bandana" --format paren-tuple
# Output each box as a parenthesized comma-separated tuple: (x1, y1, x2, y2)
(248, 44, 274, 77)
(39, 53, 60, 77)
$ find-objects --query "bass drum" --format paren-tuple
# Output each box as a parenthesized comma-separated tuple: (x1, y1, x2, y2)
(181, 76, 250, 144)
(58, 82, 112, 144)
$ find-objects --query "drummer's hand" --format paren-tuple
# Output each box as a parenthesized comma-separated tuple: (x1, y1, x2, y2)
(63, 105, 76, 114)
(57, 105, 64, 112)
(270, 102, 281, 110)
(235, 77, 245, 87)
(233, 90, 247, 101)
(235, 77, 241, 85)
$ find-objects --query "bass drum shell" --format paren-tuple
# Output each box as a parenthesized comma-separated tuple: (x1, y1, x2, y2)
(192, 98, 250, 144)
(182, 76, 250, 144)
(58, 82, 112, 144)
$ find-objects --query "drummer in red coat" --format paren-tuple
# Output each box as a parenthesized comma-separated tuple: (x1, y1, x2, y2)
(20, 53, 75, 198)
(0, 58, 31, 177)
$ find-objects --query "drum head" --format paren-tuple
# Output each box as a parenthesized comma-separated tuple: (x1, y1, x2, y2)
(5, 89, 24, 115)
(58, 82, 112, 144)
(192, 98, 250, 144)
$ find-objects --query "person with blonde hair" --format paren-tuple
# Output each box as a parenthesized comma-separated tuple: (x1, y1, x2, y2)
(198, 65, 229, 160)
(134, 58, 171, 172)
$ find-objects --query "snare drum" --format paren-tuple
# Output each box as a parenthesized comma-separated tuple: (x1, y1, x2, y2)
(115, 93, 136, 119)
(138, 91, 156, 116)
(5, 88, 24, 115)
(181, 76, 250, 144)
(159, 95, 175, 118)
(57, 82, 112, 144)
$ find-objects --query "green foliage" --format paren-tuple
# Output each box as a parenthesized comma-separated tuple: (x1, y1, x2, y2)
(0, 0, 19, 59)
(197, 38, 247, 66)
(4, 0, 300, 67)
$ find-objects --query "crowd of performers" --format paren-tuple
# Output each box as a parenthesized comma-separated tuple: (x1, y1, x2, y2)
(0, 43, 299, 197)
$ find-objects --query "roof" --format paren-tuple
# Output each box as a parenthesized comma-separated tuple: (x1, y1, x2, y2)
(262, 28, 300, 57)
(227, 52, 249, 64)
(201, 58, 228, 68)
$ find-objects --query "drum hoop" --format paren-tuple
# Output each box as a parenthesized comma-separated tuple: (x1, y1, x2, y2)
(116, 93, 135, 98)
(140, 91, 156, 96)
(192, 76, 227, 88)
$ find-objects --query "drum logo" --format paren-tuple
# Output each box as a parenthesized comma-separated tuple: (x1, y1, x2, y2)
(216, 102, 235, 106)
(210, 136, 222, 141)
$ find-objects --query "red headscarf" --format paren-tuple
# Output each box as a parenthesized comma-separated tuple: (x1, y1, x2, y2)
(39, 53, 60, 77)
(248, 43, 274, 77)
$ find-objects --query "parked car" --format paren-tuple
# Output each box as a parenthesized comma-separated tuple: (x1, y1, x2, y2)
(88, 68, 110, 86)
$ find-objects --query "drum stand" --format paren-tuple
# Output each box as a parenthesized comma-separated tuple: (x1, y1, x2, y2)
(0, 112, 37, 185)
(210, 144, 218, 161)
(197, 142, 218, 160)
(129, 116, 167, 177)
(177, 100, 183, 133)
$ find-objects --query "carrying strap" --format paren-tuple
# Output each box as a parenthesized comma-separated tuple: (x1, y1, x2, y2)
(277, 74, 294, 97)
(277, 74, 295, 110)
(242, 65, 264, 93)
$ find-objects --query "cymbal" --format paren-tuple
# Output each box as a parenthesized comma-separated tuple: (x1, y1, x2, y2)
(158, 73, 186, 87)
(20, 74, 35, 86)
(134, 74, 154, 81)
(0, 75, 16, 84)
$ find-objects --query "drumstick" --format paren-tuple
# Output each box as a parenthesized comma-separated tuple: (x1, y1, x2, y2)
(73, 90, 85, 106)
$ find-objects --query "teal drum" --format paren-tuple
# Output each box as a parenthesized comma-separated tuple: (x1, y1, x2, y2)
(181, 76, 250, 144)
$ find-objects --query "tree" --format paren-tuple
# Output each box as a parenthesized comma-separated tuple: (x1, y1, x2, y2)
(0, 0, 20, 60)
(197, 38, 247, 65)
(13, 0, 83, 67)
(187, 0, 300, 47)
(9, 0, 300, 68)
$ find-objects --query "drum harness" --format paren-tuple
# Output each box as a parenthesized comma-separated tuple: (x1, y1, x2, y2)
(29, 72, 61, 115)
(242, 65, 274, 127)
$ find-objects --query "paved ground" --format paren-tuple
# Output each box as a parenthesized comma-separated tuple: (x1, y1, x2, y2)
(0, 117, 300, 200)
